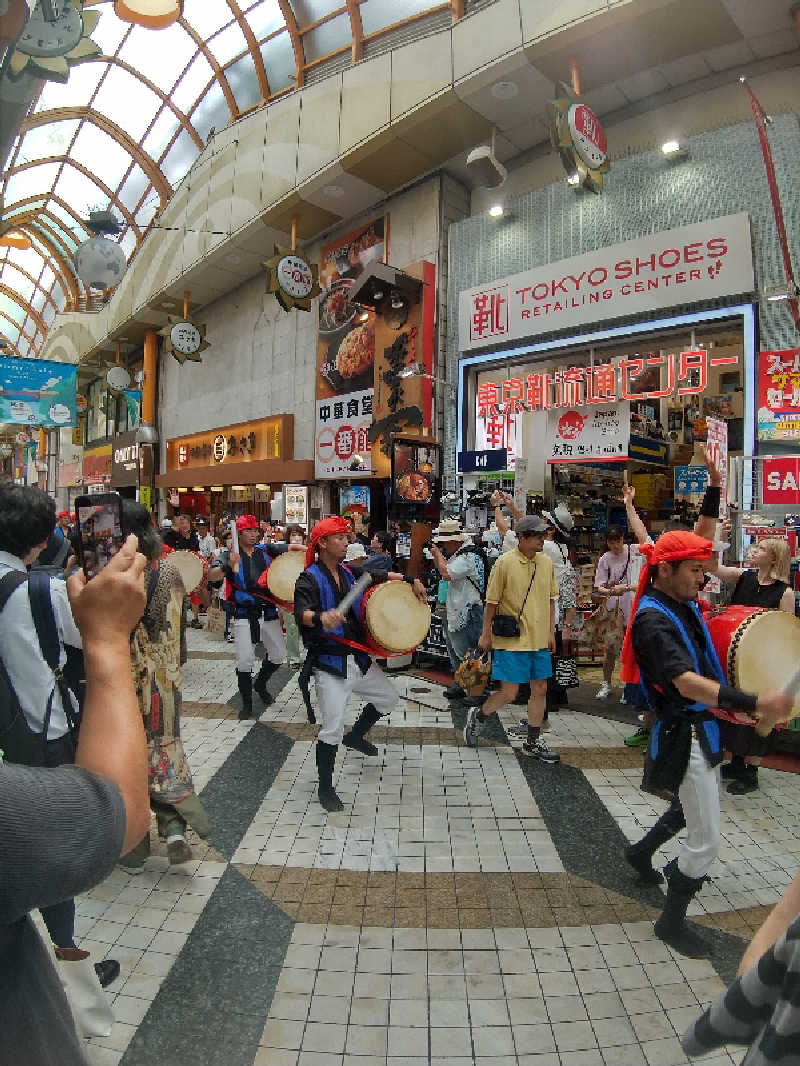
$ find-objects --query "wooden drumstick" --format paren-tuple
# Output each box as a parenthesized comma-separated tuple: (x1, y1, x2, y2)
(752, 662, 800, 737)
(336, 572, 372, 617)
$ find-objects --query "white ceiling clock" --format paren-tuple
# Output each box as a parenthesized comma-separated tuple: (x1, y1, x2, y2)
(8, 0, 101, 82)
(158, 315, 209, 365)
(263, 244, 321, 313)
(548, 82, 610, 194)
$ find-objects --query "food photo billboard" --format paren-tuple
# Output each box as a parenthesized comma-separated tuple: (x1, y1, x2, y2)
(314, 215, 435, 478)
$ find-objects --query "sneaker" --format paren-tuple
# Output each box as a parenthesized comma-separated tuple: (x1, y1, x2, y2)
(94, 959, 121, 988)
(225, 632, 235, 643)
(463, 706, 482, 747)
(595, 681, 611, 699)
(507, 723, 527, 738)
(444, 683, 465, 700)
(624, 727, 650, 748)
(166, 835, 193, 865)
(189, 620, 203, 629)
(117, 855, 145, 874)
(520, 738, 560, 763)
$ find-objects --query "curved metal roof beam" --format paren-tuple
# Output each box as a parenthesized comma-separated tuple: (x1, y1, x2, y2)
(228, 0, 270, 100)
(4, 156, 141, 237)
(14, 219, 80, 307)
(178, 16, 238, 121)
(0, 256, 59, 312)
(0, 283, 47, 336)
(278, 1, 304, 89)
(7, 192, 92, 242)
(18, 107, 172, 208)
(0, 309, 36, 346)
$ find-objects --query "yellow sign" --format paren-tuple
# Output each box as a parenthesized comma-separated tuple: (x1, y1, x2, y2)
(166, 415, 291, 472)
(138, 485, 151, 510)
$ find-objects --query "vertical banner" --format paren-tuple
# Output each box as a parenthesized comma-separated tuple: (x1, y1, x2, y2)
(705, 417, 728, 514)
(757, 349, 800, 442)
(0, 356, 77, 427)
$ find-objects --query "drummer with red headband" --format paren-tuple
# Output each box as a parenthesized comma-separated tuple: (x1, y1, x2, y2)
(294, 516, 427, 813)
(620, 531, 791, 959)
(208, 514, 302, 720)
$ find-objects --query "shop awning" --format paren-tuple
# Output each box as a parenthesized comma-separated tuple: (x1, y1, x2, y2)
(155, 458, 314, 488)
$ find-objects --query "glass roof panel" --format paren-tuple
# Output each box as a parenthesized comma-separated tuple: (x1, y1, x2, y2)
(46, 199, 90, 237)
(118, 166, 151, 214)
(15, 119, 80, 164)
(39, 265, 56, 294)
(118, 23, 197, 93)
(0, 297, 25, 328)
(54, 166, 112, 218)
(302, 11, 350, 62)
(260, 30, 295, 94)
(190, 82, 230, 143)
(142, 109, 181, 160)
(35, 60, 107, 113)
(3, 265, 37, 303)
(206, 21, 248, 66)
(42, 304, 56, 328)
(93, 64, 162, 141)
(160, 129, 197, 187)
(134, 198, 158, 230)
(119, 229, 137, 258)
(293, 1, 343, 26)
(30, 289, 48, 314)
(52, 287, 66, 311)
(244, 0, 284, 41)
(16, 336, 31, 357)
(4, 163, 61, 206)
(91, 12, 132, 58)
(360, 0, 438, 35)
(182, 0, 234, 39)
(225, 54, 263, 112)
(70, 124, 132, 190)
(170, 52, 215, 113)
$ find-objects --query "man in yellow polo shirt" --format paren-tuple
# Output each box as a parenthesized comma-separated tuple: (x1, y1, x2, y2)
(465, 515, 560, 763)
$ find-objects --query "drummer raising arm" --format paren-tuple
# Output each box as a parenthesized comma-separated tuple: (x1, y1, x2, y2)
(295, 516, 426, 813)
(620, 531, 790, 961)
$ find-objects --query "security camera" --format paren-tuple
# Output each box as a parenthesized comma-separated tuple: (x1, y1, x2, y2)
(465, 143, 507, 190)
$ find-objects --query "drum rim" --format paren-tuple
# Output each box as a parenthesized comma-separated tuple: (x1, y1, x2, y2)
(265, 551, 306, 602)
(727, 607, 800, 698)
(362, 581, 431, 654)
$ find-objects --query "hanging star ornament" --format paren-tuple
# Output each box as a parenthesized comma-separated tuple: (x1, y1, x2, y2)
(158, 315, 210, 365)
(8, 0, 102, 84)
(548, 81, 610, 194)
(263, 245, 320, 312)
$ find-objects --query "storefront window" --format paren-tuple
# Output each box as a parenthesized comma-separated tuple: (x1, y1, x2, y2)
(85, 378, 108, 444)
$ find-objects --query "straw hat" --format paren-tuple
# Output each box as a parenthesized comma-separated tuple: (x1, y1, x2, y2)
(431, 519, 472, 544)
(541, 504, 574, 537)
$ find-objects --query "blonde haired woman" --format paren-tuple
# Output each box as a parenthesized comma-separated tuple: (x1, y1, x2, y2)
(709, 536, 795, 793)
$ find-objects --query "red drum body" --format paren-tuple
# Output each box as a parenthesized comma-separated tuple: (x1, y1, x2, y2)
(705, 606, 800, 723)
(359, 582, 431, 656)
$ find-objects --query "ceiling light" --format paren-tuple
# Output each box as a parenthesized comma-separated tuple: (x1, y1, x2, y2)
(191, 486, 205, 492)
(488, 204, 504, 218)
(661, 140, 681, 155)
(323, 185, 345, 198)
(114, 0, 183, 29)
(390, 289, 405, 309)
(491, 81, 519, 100)
(210, 485, 224, 492)
(566, 172, 580, 186)
(162, 301, 176, 309)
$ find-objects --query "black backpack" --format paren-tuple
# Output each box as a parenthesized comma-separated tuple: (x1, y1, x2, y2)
(455, 543, 494, 599)
(0, 570, 81, 766)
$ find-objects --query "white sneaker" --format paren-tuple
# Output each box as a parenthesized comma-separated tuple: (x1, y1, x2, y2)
(595, 682, 611, 699)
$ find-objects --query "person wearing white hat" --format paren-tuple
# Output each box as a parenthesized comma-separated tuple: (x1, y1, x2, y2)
(429, 519, 486, 699)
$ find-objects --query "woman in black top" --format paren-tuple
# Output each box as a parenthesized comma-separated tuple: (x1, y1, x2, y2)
(709, 537, 795, 793)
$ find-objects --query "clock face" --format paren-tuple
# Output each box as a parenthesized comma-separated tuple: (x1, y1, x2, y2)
(170, 321, 202, 355)
(567, 103, 607, 170)
(17, 2, 84, 58)
(276, 255, 314, 300)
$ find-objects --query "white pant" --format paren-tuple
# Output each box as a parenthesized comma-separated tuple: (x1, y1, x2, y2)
(677, 736, 721, 880)
(314, 658, 398, 746)
(233, 616, 286, 673)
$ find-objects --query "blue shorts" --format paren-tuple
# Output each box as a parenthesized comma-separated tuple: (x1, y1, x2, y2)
(491, 649, 552, 683)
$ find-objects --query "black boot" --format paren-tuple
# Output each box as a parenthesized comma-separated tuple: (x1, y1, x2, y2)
(444, 683, 465, 699)
(625, 815, 684, 884)
(721, 754, 747, 780)
(316, 740, 343, 812)
(727, 764, 759, 795)
(342, 703, 383, 756)
(94, 959, 120, 988)
(653, 858, 711, 958)
(237, 671, 254, 720)
(253, 659, 278, 705)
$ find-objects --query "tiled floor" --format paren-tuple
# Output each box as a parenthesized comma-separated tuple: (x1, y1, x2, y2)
(68, 626, 800, 1066)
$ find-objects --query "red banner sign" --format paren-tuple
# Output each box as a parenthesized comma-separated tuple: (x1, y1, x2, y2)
(757, 348, 800, 442)
(762, 457, 800, 505)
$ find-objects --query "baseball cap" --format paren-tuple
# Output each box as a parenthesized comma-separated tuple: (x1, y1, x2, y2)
(516, 515, 548, 535)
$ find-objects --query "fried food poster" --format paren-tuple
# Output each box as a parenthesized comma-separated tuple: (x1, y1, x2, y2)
(314, 216, 434, 479)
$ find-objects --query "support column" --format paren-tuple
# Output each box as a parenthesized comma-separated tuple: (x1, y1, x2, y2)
(142, 329, 157, 427)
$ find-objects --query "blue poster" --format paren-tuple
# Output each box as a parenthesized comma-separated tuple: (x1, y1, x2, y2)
(123, 389, 141, 428)
(674, 464, 708, 495)
(0, 356, 77, 427)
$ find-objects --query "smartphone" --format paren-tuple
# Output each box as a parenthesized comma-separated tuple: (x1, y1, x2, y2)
(74, 492, 125, 579)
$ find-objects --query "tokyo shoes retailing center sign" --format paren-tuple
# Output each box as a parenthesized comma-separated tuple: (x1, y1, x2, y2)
(458, 214, 754, 351)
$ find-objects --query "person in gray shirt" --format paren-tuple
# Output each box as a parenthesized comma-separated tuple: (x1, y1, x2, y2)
(0, 536, 151, 1066)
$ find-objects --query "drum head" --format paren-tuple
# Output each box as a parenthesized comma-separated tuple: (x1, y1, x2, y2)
(169, 550, 204, 594)
(363, 582, 430, 654)
(733, 610, 800, 721)
(266, 551, 306, 605)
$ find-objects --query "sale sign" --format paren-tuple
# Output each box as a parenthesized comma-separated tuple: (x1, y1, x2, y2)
(762, 457, 800, 505)
(757, 349, 800, 442)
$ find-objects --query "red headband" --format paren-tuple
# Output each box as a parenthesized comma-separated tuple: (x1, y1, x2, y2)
(619, 531, 715, 684)
(56, 510, 70, 520)
(235, 514, 259, 531)
(305, 516, 349, 567)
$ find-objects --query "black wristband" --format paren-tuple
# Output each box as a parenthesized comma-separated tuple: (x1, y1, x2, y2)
(717, 684, 757, 713)
(404, 574, 415, 585)
(312, 611, 321, 628)
(699, 485, 721, 518)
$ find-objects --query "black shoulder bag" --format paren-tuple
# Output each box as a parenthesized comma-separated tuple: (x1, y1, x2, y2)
(492, 564, 536, 638)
